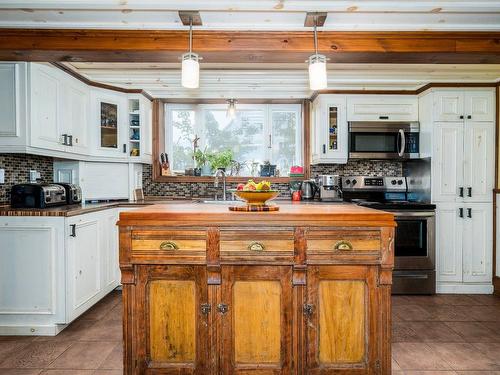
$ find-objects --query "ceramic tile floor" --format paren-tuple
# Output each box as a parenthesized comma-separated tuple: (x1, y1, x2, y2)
(0, 291, 499, 374)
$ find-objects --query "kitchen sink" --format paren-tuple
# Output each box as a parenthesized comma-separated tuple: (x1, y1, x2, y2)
(198, 200, 242, 205)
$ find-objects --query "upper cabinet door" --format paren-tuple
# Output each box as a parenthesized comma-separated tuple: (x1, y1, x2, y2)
(30, 64, 65, 152)
(432, 122, 464, 202)
(135, 265, 210, 374)
(62, 83, 90, 155)
(347, 95, 418, 122)
(433, 91, 464, 122)
(220, 265, 293, 375)
(305, 265, 380, 374)
(463, 122, 495, 203)
(0, 64, 18, 138)
(464, 91, 495, 122)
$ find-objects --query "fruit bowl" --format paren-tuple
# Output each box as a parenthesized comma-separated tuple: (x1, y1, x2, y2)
(234, 190, 279, 206)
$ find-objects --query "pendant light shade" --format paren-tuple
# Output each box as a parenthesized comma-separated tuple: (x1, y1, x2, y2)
(226, 99, 237, 119)
(307, 14, 328, 90)
(180, 14, 201, 89)
(308, 54, 327, 90)
(182, 52, 200, 89)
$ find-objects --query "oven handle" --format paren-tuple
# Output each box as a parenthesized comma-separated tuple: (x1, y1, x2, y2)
(398, 129, 406, 157)
(393, 273, 429, 279)
(391, 211, 435, 217)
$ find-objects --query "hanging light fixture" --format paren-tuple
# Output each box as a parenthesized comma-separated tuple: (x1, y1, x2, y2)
(226, 99, 237, 119)
(179, 11, 202, 89)
(305, 12, 328, 90)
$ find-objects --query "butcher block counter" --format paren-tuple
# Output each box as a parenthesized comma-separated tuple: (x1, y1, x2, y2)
(118, 203, 396, 375)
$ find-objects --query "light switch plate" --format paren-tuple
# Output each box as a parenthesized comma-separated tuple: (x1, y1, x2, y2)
(0, 169, 4, 184)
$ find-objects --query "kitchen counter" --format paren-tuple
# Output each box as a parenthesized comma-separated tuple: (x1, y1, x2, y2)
(118, 202, 395, 374)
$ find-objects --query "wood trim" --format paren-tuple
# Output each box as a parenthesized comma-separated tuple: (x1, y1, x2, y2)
(494, 276, 500, 297)
(2, 29, 500, 64)
(51, 62, 153, 101)
(310, 82, 499, 101)
(302, 99, 311, 180)
(494, 192, 497, 281)
(161, 98, 303, 105)
(152, 99, 165, 182)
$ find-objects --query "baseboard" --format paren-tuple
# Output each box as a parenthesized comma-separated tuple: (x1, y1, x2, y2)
(437, 283, 494, 294)
(494, 276, 500, 296)
(0, 324, 67, 336)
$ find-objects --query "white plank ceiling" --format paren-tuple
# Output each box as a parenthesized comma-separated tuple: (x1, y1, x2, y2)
(0, 0, 499, 31)
(65, 63, 500, 99)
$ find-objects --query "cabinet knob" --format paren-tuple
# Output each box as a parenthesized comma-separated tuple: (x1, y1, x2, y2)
(200, 303, 211, 315)
(159, 241, 179, 251)
(303, 303, 314, 317)
(467, 115, 472, 119)
(248, 241, 265, 252)
(467, 187, 472, 197)
(459, 115, 464, 119)
(334, 240, 353, 251)
(217, 303, 229, 315)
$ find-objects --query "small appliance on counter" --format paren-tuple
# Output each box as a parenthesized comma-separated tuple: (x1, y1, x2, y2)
(300, 179, 319, 200)
(53, 183, 82, 204)
(11, 183, 67, 209)
(342, 175, 436, 294)
(317, 174, 342, 202)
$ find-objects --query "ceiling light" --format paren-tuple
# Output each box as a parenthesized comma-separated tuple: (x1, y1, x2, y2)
(226, 99, 237, 119)
(179, 11, 202, 89)
(305, 12, 328, 90)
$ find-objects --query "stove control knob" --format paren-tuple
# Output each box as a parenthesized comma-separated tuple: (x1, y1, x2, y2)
(352, 179, 357, 186)
(345, 179, 351, 185)
(397, 180, 403, 185)
(391, 180, 397, 185)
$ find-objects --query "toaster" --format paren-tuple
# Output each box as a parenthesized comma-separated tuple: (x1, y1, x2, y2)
(54, 183, 82, 204)
(11, 183, 67, 209)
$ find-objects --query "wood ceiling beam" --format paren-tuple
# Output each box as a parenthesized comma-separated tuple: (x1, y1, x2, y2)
(1, 29, 499, 63)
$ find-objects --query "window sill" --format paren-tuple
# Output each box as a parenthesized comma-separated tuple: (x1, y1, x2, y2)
(153, 175, 296, 184)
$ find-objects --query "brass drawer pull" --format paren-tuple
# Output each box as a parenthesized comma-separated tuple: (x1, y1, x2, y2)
(334, 240, 353, 251)
(248, 241, 265, 251)
(159, 241, 179, 251)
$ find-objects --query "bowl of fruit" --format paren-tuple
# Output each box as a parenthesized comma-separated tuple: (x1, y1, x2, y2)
(234, 180, 279, 206)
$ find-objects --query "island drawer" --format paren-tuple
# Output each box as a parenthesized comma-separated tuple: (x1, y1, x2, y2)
(219, 229, 294, 257)
(131, 229, 207, 253)
(306, 229, 381, 253)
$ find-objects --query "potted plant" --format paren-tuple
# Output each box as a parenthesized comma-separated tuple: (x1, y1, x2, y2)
(209, 149, 233, 172)
(193, 148, 210, 176)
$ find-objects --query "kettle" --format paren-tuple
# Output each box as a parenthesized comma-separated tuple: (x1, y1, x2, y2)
(301, 179, 319, 200)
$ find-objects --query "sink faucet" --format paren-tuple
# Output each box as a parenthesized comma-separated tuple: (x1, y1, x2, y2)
(213, 169, 227, 201)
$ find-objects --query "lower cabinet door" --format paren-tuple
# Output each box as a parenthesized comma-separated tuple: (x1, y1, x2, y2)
(135, 265, 210, 374)
(305, 265, 380, 374)
(220, 266, 293, 374)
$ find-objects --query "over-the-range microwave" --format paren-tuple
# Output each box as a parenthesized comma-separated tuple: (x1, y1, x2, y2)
(348, 121, 420, 160)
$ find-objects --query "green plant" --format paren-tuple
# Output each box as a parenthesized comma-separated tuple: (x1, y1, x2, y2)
(208, 149, 233, 171)
(193, 148, 208, 168)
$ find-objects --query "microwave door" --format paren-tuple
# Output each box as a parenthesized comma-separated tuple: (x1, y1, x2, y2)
(349, 132, 404, 159)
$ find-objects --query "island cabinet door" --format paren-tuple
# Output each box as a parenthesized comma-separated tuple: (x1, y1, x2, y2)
(134, 265, 210, 375)
(304, 265, 381, 374)
(219, 265, 293, 375)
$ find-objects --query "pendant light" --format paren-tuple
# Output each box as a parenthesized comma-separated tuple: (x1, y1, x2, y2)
(226, 99, 237, 119)
(305, 12, 328, 90)
(179, 11, 202, 89)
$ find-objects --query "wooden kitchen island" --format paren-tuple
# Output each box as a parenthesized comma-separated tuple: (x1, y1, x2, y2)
(118, 203, 395, 374)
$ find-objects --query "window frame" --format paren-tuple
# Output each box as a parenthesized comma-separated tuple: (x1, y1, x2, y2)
(164, 102, 303, 178)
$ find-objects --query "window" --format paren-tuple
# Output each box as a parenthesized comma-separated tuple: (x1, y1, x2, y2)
(166, 103, 302, 177)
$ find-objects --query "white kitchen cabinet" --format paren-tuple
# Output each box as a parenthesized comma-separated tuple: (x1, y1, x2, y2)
(434, 89, 494, 122)
(66, 214, 102, 322)
(30, 63, 66, 152)
(0, 207, 133, 335)
(311, 94, 347, 164)
(463, 122, 495, 203)
(462, 203, 493, 283)
(436, 203, 463, 283)
(432, 122, 464, 202)
(0, 64, 19, 138)
(347, 95, 418, 122)
(61, 80, 90, 155)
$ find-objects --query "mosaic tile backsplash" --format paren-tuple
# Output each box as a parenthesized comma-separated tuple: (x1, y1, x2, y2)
(143, 160, 402, 199)
(0, 154, 54, 204)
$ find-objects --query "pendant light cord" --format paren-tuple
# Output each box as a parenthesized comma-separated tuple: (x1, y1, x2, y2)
(313, 15, 318, 55)
(189, 17, 193, 54)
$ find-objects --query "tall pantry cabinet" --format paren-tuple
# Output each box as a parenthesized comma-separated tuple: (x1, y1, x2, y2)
(419, 88, 495, 293)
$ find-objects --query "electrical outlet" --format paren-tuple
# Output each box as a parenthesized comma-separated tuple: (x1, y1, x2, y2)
(0, 169, 4, 184)
(29, 170, 41, 183)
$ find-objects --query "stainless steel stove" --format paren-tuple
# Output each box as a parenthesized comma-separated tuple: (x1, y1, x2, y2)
(342, 176, 436, 294)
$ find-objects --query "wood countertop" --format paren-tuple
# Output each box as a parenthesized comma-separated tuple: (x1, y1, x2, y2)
(118, 202, 396, 227)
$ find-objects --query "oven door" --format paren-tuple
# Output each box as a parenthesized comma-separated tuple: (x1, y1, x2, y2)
(348, 121, 419, 159)
(392, 211, 435, 270)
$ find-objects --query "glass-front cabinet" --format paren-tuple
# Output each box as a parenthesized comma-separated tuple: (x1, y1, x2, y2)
(311, 95, 348, 164)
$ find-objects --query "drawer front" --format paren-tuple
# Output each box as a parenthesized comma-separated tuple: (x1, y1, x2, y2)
(220, 229, 294, 256)
(131, 230, 206, 253)
(307, 229, 381, 253)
